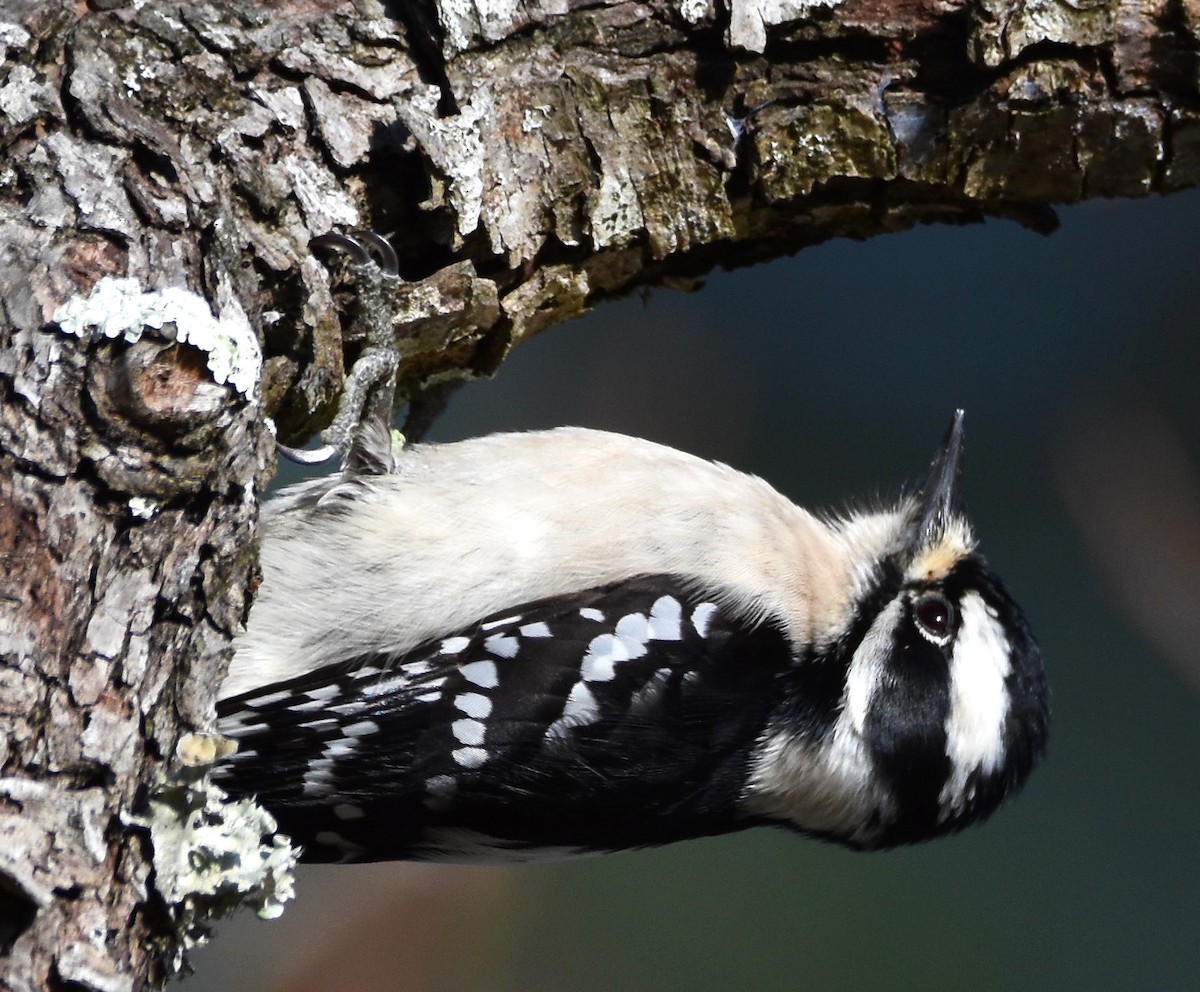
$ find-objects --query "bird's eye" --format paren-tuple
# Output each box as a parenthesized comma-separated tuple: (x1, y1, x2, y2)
(913, 593, 955, 644)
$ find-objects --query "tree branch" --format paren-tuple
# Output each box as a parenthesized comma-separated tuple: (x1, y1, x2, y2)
(1, 0, 1196, 986)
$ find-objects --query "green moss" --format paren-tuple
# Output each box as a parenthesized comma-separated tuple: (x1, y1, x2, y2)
(756, 99, 896, 200)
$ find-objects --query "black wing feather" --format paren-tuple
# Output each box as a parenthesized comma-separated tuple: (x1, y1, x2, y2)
(216, 575, 795, 863)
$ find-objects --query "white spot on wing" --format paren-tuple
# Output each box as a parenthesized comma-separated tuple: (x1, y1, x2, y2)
(323, 738, 357, 758)
(580, 607, 605, 622)
(580, 613, 650, 681)
(455, 692, 492, 718)
(563, 682, 600, 722)
(302, 780, 335, 797)
(302, 757, 336, 797)
(441, 636, 471, 654)
(460, 660, 499, 688)
(691, 602, 718, 638)
(304, 684, 342, 702)
(453, 746, 489, 768)
(217, 711, 251, 734)
(546, 682, 601, 741)
(329, 703, 366, 716)
(249, 689, 292, 707)
(615, 611, 649, 651)
(581, 632, 634, 681)
(334, 803, 365, 820)
(288, 697, 330, 713)
(342, 719, 380, 738)
(484, 633, 519, 658)
(519, 621, 552, 638)
(452, 718, 486, 746)
(580, 636, 615, 681)
(401, 660, 435, 676)
(360, 674, 414, 699)
(647, 596, 682, 640)
(481, 614, 521, 630)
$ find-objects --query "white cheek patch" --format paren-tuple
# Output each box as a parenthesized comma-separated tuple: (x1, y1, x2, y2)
(940, 592, 1012, 815)
(743, 723, 892, 846)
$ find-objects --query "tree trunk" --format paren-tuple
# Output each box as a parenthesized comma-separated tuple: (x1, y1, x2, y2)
(1, 0, 1195, 987)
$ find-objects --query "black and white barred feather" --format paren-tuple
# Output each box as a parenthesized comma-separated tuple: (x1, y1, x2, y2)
(217, 577, 798, 861)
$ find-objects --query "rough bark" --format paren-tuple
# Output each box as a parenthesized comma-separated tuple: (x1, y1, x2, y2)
(0, 0, 1197, 988)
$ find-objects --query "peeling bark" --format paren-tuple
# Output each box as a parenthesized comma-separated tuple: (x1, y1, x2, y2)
(1, 0, 1197, 987)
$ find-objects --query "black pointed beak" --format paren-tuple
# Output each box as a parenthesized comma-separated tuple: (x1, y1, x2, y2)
(912, 410, 965, 548)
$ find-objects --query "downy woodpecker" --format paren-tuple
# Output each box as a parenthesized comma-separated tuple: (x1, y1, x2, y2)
(216, 411, 1048, 863)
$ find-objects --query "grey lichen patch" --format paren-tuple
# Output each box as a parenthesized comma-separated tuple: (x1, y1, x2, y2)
(280, 150, 361, 232)
(128, 497, 161, 520)
(396, 84, 487, 246)
(127, 745, 297, 976)
(679, 0, 717, 25)
(81, 567, 159, 674)
(589, 160, 647, 250)
(53, 276, 262, 398)
(0, 20, 31, 59)
(0, 64, 56, 132)
(40, 133, 137, 240)
(434, 0, 547, 56)
(0, 781, 58, 912)
(303, 78, 396, 171)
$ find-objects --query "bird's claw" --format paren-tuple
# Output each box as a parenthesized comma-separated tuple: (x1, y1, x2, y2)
(277, 230, 403, 468)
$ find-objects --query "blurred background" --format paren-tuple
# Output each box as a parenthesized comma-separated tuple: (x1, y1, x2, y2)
(192, 189, 1200, 991)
